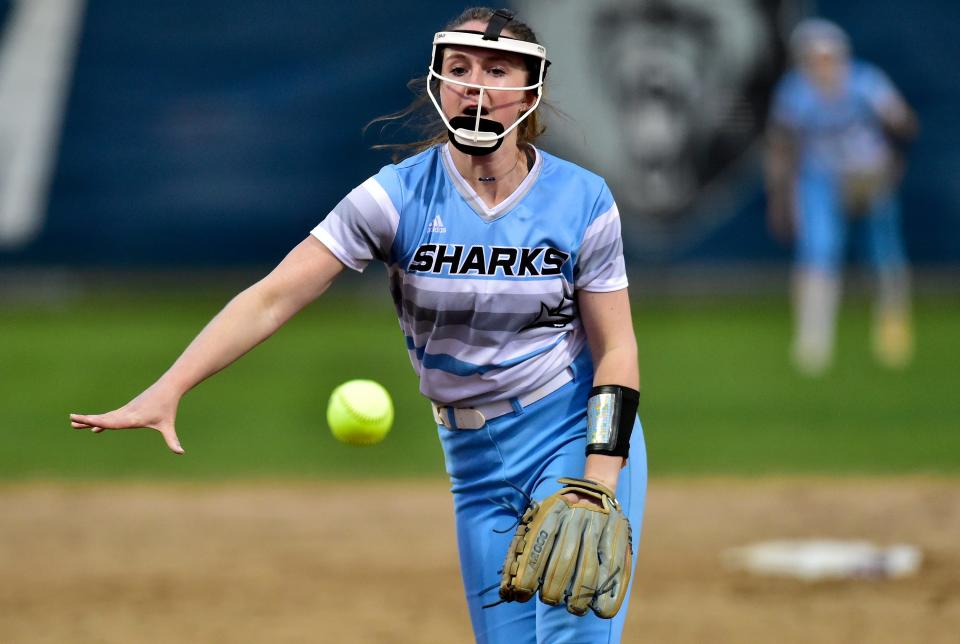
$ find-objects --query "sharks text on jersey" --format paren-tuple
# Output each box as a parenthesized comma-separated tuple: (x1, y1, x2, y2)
(408, 244, 570, 277)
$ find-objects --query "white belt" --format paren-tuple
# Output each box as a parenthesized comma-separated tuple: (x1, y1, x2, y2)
(431, 367, 575, 430)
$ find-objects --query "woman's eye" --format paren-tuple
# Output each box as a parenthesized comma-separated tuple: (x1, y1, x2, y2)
(448, 66, 467, 76)
(489, 67, 507, 77)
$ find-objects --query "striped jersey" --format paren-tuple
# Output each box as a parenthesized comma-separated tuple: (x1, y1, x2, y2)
(312, 144, 627, 406)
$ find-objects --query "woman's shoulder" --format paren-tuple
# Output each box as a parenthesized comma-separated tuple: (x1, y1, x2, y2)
(392, 145, 442, 172)
(368, 146, 440, 188)
(849, 60, 894, 92)
(537, 147, 609, 193)
(773, 69, 810, 104)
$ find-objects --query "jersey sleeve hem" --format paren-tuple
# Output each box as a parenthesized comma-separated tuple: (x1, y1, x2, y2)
(578, 278, 629, 293)
(310, 226, 367, 273)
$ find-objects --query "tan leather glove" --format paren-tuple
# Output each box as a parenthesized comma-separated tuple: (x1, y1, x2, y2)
(498, 477, 633, 618)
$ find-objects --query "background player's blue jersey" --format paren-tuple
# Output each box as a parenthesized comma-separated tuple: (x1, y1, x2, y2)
(313, 144, 627, 406)
(772, 60, 902, 178)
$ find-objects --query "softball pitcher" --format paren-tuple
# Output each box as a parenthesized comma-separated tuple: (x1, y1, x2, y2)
(71, 8, 647, 643)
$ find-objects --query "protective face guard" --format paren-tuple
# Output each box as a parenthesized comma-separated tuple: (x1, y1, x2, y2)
(427, 28, 548, 154)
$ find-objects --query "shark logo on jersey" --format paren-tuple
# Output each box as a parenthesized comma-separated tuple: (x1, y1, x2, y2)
(427, 215, 446, 233)
(408, 244, 570, 277)
(521, 296, 576, 330)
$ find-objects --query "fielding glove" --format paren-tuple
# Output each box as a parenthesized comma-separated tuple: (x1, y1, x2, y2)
(498, 477, 633, 618)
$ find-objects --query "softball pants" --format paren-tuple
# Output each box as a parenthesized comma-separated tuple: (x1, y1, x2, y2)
(795, 171, 908, 275)
(437, 350, 648, 644)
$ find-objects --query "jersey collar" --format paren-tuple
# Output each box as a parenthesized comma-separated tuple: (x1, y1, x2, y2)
(440, 143, 543, 222)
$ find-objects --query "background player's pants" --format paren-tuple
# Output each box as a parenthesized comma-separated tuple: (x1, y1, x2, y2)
(437, 350, 648, 644)
(792, 172, 912, 372)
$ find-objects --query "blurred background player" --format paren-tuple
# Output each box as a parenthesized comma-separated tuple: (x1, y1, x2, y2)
(765, 18, 918, 375)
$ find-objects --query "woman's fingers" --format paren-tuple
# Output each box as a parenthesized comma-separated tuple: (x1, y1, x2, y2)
(70, 419, 107, 429)
(157, 426, 185, 455)
(69, 419, 105, 432)
(69, 412, 136, 430)
(68, 412, 184, 454)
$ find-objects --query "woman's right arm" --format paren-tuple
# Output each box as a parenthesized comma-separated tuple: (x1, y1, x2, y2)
(69, 236, 345, 454)
(764, 124, 797, 243)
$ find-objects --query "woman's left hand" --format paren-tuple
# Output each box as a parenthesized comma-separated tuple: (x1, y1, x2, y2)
(562, 456, 621, 507)
(562, 490, 604, 508)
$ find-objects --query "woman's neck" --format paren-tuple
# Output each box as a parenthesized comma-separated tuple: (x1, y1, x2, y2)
(448, 141, 531, 209)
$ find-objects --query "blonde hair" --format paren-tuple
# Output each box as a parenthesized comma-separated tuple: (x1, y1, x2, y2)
(367, 7, 548, 161)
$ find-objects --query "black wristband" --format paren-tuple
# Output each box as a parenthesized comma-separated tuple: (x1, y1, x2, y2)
(586, 385, 639, 458)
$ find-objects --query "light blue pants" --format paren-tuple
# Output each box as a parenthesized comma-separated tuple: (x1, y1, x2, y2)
(795, 172, 908, 276)
(437, 352, 648, 644)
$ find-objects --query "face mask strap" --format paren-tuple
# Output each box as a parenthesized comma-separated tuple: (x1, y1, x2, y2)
(482, 9, 515, 41)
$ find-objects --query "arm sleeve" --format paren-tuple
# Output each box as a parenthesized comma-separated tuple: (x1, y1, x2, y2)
(310, 167, 401, 272)
(575, 182, 628, 293)
(861, 64, 905, 115)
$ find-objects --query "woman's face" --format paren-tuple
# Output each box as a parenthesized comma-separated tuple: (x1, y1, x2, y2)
(802, 45, 847, 91)
(439, 21, 533, 132)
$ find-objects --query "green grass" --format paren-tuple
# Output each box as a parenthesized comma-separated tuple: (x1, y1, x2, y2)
(1, 286, 958, 480)
(634, 297, 960, 475)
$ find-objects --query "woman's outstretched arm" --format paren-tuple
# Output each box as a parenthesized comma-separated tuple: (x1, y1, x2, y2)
(69, 236, 345, 454)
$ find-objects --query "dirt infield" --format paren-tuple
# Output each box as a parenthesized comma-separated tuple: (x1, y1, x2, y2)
(1, 479, 958, 643)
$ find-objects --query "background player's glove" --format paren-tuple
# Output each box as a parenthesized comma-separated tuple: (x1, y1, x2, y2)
(498, 477, 632, 618)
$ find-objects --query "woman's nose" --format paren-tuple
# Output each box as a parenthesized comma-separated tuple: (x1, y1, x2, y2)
(466, 66, 486, 89)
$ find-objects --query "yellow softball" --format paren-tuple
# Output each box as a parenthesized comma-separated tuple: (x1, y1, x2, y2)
(326, 380, 394, 445)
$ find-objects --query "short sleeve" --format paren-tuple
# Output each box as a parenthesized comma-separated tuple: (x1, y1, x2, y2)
(311, 166, 401, 272)
(770, 72, 803, 130)
(858, 63, 904, 115)
(575, 183, 628, 292)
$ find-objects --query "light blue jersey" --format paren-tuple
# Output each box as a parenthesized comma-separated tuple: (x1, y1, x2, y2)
(772, 60, 901, 178)
(315, 144, 646, 643)
(313, 144, 628, 406)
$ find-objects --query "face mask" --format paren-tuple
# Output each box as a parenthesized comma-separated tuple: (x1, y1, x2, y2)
(426, 11, 549, 156)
